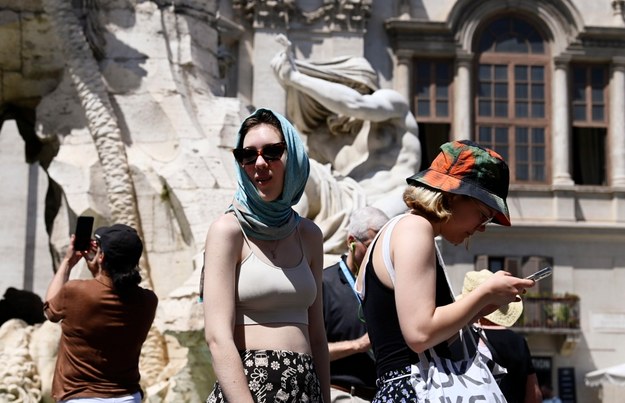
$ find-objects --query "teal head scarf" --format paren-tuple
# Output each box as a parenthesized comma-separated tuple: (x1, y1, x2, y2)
(228, 108, 310, 240)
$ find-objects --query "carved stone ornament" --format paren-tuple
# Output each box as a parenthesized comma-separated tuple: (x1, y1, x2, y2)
(233, 0, 372, 32)
(613, 0, 625, 22)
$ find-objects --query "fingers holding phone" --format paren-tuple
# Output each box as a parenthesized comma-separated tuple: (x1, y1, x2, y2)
(84, 241, 100, 276)
(514, 266, 552, 296)
(64, 235, 84, 267)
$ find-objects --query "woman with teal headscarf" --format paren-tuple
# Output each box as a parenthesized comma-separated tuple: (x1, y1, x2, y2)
(202, 108, 330, 403)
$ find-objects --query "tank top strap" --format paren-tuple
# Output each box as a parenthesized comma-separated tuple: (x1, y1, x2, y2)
(380, 214, 406, 285)
(294, 223, 304, 256)
(356, 213, 408, 299)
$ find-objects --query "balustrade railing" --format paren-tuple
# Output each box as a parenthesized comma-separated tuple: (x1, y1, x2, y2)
(514, 294, 580, 330)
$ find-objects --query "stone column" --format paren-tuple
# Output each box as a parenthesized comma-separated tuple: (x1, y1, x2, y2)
(552, 57, 574, 185)
(453, 53, 473, 141)
(394, 50, 412, 103)
(610, 58, 625, 186)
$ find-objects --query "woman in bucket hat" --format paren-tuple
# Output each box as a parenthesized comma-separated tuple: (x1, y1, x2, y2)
(355, 140, 536, 401)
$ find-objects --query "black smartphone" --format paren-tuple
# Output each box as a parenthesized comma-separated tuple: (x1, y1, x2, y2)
(74, 216, 94, 251)
(525, 266, 552, 282)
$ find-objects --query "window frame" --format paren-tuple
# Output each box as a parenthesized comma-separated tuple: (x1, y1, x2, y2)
(569, 63, 610, 185)
(413, 59, 455, 124)
(474, 20, 551, 185)
(570, 63, 609, 128)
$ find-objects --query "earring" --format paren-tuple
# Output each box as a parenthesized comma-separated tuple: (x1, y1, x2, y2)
(464, 236, 471, 251)
(349, 242, 356, 252)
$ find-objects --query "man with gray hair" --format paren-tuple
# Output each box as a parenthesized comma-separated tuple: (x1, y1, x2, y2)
(322, 206, 390, 402)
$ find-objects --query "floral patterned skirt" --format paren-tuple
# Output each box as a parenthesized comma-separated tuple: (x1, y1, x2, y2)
(372, 366, 417, 403)
(206, 349, 322, 403)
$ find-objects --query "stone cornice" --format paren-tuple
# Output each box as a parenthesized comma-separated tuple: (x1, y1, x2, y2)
(577, 26, 625, 48)
(384, 18, 456, 56)
(612, 56, 625, 69)
(568, 26, 625, 60)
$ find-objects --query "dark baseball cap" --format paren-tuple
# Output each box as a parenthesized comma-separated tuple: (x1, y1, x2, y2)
(94, 224, 143, 266)
(406, 140, 511, 226)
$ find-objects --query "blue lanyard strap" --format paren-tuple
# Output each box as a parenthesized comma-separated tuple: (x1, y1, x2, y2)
(339, 258, 362, 303)
(339, 257, 374, 360)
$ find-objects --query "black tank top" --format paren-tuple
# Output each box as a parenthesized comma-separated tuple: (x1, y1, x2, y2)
(361, 240, 454, 378)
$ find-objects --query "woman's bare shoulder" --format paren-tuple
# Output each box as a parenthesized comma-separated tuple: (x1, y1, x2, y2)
(391, 214, 435, 244)
(207, 212, 241, 240)
(395, 213, 432, 230)
(297, 216, 323, 239)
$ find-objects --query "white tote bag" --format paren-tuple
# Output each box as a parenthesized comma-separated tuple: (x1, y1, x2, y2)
(409, 329, 507, 402)
(403, 243, 507, 402)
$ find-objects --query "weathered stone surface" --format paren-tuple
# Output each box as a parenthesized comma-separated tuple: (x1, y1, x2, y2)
(0, 0, 42, 13)
(0, 10, 21, 71)
(29, 321, 61, 403)
(21, 11, 64, 78)
(0, 319, 42, 403)
(3, 71, 59, 103)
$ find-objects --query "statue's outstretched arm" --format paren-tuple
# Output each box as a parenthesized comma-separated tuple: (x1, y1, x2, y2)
(271, 37, 409, 124)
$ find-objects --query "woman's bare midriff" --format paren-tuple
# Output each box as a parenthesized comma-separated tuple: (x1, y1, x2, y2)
(233, 323, 311, 354)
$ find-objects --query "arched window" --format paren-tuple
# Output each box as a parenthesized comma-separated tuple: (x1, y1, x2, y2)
(475, 16, 549, 183)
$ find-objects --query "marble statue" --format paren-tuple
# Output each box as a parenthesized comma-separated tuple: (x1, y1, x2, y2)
(271, 35, 421, 252)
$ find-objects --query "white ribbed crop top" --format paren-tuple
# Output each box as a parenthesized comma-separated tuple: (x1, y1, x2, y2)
(235, 228, 316, 326)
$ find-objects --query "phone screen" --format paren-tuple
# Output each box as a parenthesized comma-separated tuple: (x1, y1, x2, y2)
(74, 216, 94, 251)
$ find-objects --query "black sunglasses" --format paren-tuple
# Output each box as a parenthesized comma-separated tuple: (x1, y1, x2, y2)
(232, 142, 286, 165)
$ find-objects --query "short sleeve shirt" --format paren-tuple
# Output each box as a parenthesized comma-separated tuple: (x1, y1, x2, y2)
(44, 277, 158, 401)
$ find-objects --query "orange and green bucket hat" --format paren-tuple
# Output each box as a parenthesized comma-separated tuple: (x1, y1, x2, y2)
(406, 140, 511, 226)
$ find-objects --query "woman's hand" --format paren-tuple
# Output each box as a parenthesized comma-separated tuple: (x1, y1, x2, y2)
(63, 235, 83, 269)
(84, 240, 99, 277)
(270, 35, 297, 85)
(482, 271, 535, 306)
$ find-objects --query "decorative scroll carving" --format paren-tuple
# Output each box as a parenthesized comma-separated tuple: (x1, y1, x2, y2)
(301, 0, 372, 31)
(233, 0, 371, 32)
(0, 320, 42, 403)
(613, 0, 625, 22)
(233, 0, 297, 29)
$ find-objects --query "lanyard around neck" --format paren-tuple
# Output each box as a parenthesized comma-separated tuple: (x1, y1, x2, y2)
(339, 258, 362, 303)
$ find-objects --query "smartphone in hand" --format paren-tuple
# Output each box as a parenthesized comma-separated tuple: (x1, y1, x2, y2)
(525, 266, 552, 282)
(74, 216, 94, 251)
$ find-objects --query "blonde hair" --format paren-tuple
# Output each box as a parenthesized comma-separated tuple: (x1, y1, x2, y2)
(402, 186, 453, 222)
